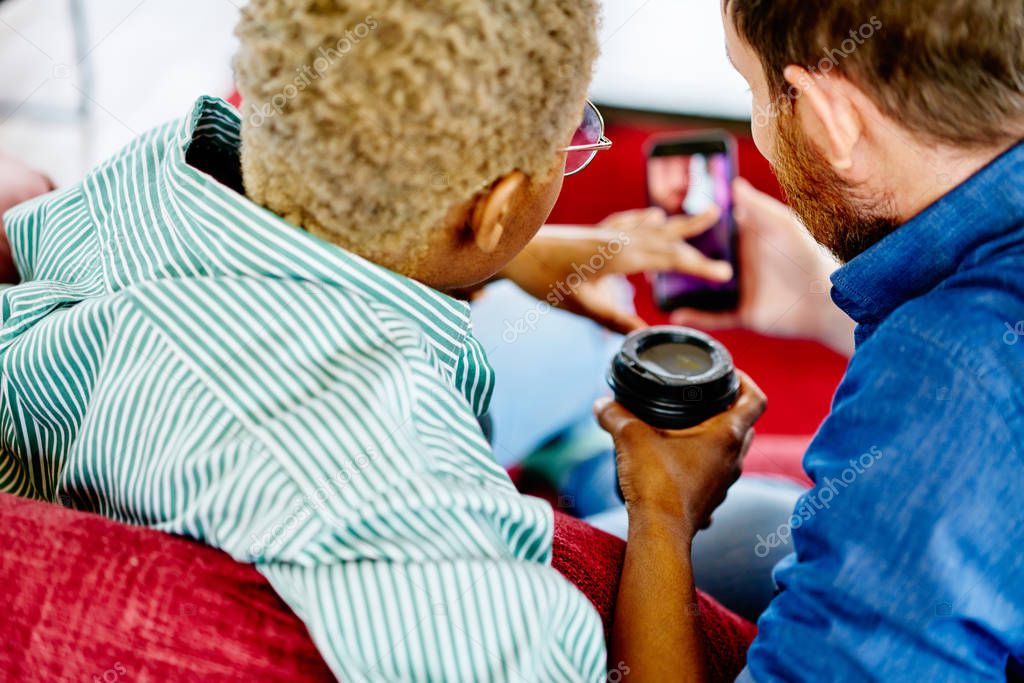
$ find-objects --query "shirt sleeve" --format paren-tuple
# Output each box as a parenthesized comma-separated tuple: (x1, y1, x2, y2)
(745, 328, 1024, 682)
(258, 557, 605, 682)
(243, 393, 606, 682)
(0, 185, 104, 349)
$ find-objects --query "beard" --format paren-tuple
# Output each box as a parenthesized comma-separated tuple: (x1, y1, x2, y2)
(771, 112, 901, 264)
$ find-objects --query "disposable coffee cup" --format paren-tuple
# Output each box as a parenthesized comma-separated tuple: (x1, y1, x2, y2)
(607, 326, 740, 429)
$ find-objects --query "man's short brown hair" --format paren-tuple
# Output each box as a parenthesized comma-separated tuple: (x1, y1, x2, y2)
(726, 0, 1024, 147)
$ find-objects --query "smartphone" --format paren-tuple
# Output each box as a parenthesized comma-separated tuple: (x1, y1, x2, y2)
(646, 131, 740, 312)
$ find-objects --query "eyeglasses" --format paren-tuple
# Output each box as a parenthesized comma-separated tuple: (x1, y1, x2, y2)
(562, 100, 613, 176)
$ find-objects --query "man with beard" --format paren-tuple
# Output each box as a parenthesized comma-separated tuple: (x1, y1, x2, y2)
(596, 1, 1024, 681)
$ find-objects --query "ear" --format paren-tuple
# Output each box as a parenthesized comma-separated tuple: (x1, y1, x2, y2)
(468, 171, 526, 253)
(784, 65, 862, 170)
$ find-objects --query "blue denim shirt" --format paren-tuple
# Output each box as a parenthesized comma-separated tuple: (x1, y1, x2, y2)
(743, 142, 1024, 682)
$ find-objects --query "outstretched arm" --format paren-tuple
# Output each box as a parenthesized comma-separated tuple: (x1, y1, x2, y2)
(501, 207, 731, 334)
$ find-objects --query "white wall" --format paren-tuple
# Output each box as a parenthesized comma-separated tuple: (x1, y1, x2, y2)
(0, 0, 240, 183)
(592, 0, 751, 120)
(0, 0, 749, 185)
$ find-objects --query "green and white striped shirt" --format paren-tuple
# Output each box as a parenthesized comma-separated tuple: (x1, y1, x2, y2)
(0, 96, 605, 682)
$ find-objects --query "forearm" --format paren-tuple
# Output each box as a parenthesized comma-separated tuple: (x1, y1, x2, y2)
(612, 510, 707, 682)
(498, 227, 604, 279)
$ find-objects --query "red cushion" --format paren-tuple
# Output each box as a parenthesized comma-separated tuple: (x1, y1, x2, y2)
(0, 493, 754, 681)
(0, 493, 333, 681)
(742, 435, 815, 488)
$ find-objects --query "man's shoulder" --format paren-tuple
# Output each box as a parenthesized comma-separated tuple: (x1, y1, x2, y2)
(812, 263, 1024, 483)
(794, 264, 1024, 626)
(866, 267, 1024, 420)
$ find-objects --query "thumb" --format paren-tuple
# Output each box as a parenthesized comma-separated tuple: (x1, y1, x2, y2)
(732, 178, 770, 227)
(732, 177, 792, 237)
(585, 306, 648, 336)
(568, 284, 647, 335)
(594, 397, 643, 439)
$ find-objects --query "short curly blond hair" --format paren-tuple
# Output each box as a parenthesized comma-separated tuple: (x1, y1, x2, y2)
(234, 0, 599, 273)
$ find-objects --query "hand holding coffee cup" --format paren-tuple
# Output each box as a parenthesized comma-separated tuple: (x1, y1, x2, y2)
(598, 327, 765, 527)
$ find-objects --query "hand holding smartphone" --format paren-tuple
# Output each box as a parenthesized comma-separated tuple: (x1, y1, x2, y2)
(647, 131, 740, 312)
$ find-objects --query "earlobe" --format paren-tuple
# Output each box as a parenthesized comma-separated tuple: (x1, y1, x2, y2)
(784, 65, 862, 170)
(470, 171, 526, 253)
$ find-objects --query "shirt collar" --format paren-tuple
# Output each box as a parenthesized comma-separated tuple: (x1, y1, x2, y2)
(831, 140, 1024, 324)
(161, 96, 474, 368)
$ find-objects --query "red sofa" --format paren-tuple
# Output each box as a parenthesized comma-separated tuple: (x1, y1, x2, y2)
(0, 492, 757, 682)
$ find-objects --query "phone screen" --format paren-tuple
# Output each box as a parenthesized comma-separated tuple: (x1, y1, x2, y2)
(648, 134, 739, 312)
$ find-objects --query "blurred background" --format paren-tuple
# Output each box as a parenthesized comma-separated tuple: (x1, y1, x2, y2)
(0, 0, 239, 184)
(0, 0, 751, 183)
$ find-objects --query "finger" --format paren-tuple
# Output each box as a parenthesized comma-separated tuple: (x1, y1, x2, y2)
(671, 242, 734, 282)
(731, 178, 761, 229)
(634, 207, 669, 229)
(567, 284, 648, 335)
(669, 307, 741, 330)
(732, 178, 790, 235)
(665, 206, 721, 240)
(736, 371, 767, 408)
(594, 398, 645, 438)
(575, 304, 647, 335)
(693, 375, 766, 452)
(601, 207, 666, 231)
(719, 371, 768, 431)
(738, 427, 757, 463)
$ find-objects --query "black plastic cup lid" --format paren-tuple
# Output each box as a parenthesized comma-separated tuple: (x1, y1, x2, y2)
(608, 326, 740, 429)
